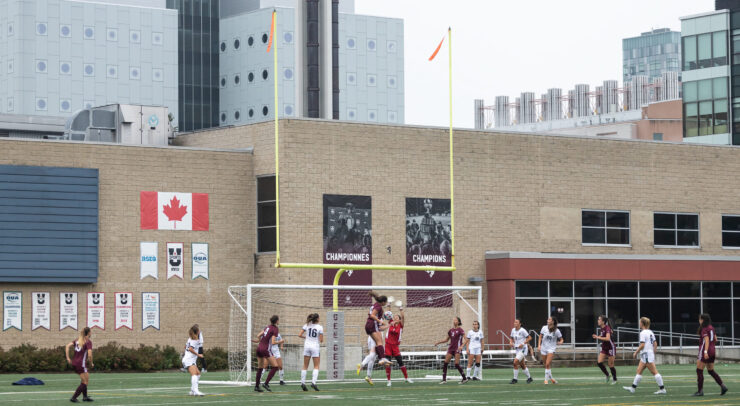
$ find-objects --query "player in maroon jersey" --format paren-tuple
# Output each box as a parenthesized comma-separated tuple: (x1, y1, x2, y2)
(384, 306, 412, 386)
(366, 292, 391, 367)
(65, 326, 94, 402)
(695, 313, 728, 396)
(254, 315, 281, 392)
(592, 315, 617, 384)
(434, 316, 468, 384)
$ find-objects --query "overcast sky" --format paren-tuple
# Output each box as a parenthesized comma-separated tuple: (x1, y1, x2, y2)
(355, 0, 713, 129)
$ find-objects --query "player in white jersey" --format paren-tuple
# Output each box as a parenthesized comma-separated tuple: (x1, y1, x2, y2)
(509, 318, 533, 384)
(262, 333, 286, 385)
(464, 321, 485, 381)
(357, 319, 389, 385)
(182, 325, 205, 396)
(623, 317, 666, 395)
(194, 325, 208, 373)
(298, 313, 324, 391)
(538, 317, 563, 384)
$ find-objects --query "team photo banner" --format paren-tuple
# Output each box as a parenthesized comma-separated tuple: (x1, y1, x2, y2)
(405, 197, 453, 307)
(191, 243, 209, 280)
(142, 292, 160, 330)
(167, 242, 184, 279)
(140, 191, 209, 230)
(3, 291, 22, 331)
(60, 292, 78, 330)
(322, 194, 372, 307)
(31, 291, 50, 330)
(115, 292, 133, 330)
(87, 292, 105, 329)
(140, 241, 158, 280)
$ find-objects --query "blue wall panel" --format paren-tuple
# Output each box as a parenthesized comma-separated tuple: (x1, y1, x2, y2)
(0, 165, 99, 283)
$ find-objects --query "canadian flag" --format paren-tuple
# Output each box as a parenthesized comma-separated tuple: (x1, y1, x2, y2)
(140, 191, 209, 230)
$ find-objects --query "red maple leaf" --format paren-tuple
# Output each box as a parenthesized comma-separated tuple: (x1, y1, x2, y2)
(162, 196, 188, 229)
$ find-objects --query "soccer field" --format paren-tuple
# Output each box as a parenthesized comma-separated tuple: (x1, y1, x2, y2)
(2, 364, 740, 405)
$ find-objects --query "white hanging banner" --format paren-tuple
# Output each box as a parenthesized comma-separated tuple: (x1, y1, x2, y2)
(87, 292, 105, 330)
(31, 292, 50, 331)
(142, 292, 160, 330)
(3, 291, 22, 331)
(166, 242, 184, 279)
(60, 292, 78, 331)
(115, 292, 133, 330)
(140, 241, 158, 280)
(191, 243, 209, 280)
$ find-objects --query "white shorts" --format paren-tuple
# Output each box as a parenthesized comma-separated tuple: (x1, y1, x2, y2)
(468, 346, 482, 356)
(540, 348, 555, 356)
(182, 357, 197, 368)
(367, 336, 376, 352)
(640, 352, 655, 364)
(271, 346, 281, 359)
(303, 346, 320, 358)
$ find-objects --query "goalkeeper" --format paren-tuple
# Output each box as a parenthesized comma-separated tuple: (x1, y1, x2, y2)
(384, 304, 413, 386)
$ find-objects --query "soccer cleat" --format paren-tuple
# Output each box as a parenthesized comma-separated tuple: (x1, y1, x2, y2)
(530, 354, 537, 362)
(254, 386, 264, 393)
(721, 385, 729, 395)
(526, 377, 533, 384)
(550, 378, 558, 384)
(472, 377, 480, 381)
(311, 383, 319, 391)
(459, 378, 469, 385)
(611, 379, 618, 385)
(623, 386, 635, 393)
(387, 381, 392, 387)
(70, 399, 79, 403)
(692, 391, 704, 396)
(357, 363, 362, 376)
(262, 383, 271, 392)
(544, 380, 549, 385)
(180, 367, 187, 372)
(188, 391, 194, 396)
(509, 379, 517, 384)
(301, 384, 308, 391)
(439, 380, 447, 384)
(82, 397, 94, 402)
(365, 376, 374, 386)
(654, 389, 666, 394)
(405, 378, 413, 383)
(279, 380, 285, 386)
(606, 376, 611, 384)
(193, 390, 205, 396)
(201, 368, 207, 373)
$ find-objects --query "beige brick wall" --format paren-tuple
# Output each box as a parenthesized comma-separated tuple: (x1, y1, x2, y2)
(0, 139, 254, 350)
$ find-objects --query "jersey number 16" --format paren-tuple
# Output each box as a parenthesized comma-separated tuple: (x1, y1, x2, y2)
(309, 328, 318, 338)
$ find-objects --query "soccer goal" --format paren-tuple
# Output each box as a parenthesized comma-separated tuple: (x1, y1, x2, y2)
(224, 284, 483, 385)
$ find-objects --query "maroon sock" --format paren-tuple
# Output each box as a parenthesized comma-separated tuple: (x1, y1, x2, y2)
(255, 368, 263, 387)
(265, 367, 277, 384)
(597, 362, 609, 377)
(375, 345, 384, 359)
(72, 383, 84, 399)
(697, 368, 704, 392)
(385, 365, 391, 380)
(401, 366, 408, 379)
(81, 383, 88, 397)
(709, 370, 724, 386)
(442, 363, 448, 381)
(455, 364, 465, 378)
(609, 367, 617, 381)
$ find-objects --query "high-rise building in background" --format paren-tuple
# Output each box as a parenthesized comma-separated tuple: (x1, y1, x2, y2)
(623, 28, 681, 84)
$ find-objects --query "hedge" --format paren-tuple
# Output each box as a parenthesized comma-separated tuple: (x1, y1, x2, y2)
(0, 343, 227, 373)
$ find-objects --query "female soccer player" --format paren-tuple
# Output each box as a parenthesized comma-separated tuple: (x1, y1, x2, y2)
(254, 315, 280, 392)
(592, 315, 617, 384)
(299, 313, 323, 391)
(466, 320, 486, 381)
(695, 313, 728, 396)
(509, 318, 532, 384)
(384, 306, 413, 386)
(193, 324, 207, 373)
(181, 325, 205, 396)
(435, 316, 468, 384)
(622, 317, 666, 394)
(357, 319, 389, 386)
(366, 292, 391, 367)
(65, 326, 94, 402)
(538, 316, 563, 384)
(262, 332, 285, 385)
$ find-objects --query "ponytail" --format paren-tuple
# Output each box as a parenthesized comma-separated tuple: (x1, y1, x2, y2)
(306, 313, 319, 324)
(368, 291, 387, 304)
(270, 315, 279, 325)
(77, 326, 91, 346)
(549, 317, 558, 333)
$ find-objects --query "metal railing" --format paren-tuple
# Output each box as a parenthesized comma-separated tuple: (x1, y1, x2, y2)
(614, 326, 740, 353)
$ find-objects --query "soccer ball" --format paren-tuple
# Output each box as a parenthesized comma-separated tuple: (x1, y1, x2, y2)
(383, 311, 393, 321)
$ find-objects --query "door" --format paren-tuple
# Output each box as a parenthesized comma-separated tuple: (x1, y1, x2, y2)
(549, 300, 573, 346)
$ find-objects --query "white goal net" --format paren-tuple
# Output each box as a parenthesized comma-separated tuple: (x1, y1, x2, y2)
(226, 284, 483, 385)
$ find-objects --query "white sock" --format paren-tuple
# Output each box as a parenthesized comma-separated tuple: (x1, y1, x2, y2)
(262, 368, 267, 375)
(472, 365, 478, 378)
(279, 369, 284, 380)
(191, 375, 198, 392)
(367, 359, 375, 377)
(633, 374, 642, 387)
(361, 353, 375, 366)
(300, 369, 307, 384)
(312, 369, 319, 384)
(513, 369, 519, 379)
(545, 369, 551, 380)
(467, 367, 471, 377)
(654, 374, 663, 388)
(523, 368, 530, 378)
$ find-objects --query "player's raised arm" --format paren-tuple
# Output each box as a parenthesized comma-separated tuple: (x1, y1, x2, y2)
(435, 334, 450, 346)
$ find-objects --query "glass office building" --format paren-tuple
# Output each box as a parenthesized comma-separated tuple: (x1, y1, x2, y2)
(623, 28, 681, 84)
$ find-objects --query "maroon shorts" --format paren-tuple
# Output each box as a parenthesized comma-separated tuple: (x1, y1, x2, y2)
(447, 348, 461, 356)
(600, 347, 616, 357)
(699, 350, 716, 363)
(73, 364, 88, 374)
(256, 348, 272, 358)
(365, 319, 379, 335)
(385, 344, 400, 357)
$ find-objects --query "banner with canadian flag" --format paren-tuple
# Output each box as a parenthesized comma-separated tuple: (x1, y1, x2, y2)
(140, 191, 209, 231)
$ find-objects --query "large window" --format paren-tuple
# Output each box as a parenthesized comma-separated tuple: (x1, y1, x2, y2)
(257, 176, 277, 252)
(722, 215, 740, 248)
(654, 212, 699, 247)
(582, 210, 630, 246)
(684, 78, 729, 137)
(683, 31, 727, 71)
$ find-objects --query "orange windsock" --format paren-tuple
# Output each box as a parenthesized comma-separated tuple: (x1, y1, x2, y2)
(267, 10, 276, 52)
(428, 34, 445, 61)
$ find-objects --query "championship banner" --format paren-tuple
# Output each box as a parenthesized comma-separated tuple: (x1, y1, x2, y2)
(142, 292, 160, 330)
(140, 191, 209, 230)
(115, 292, 133, 330)
(322, 194, 372, 307)
(87, 292, 105, 329)
(3, 291, 22, 331)
(191, 243, 209, 280)
(166, 242, 184, 279)
(31, 292, 50, 330)
(406, 198, 453, 307)
(140, 241, 158, 280)
(60, 292, 78, 330)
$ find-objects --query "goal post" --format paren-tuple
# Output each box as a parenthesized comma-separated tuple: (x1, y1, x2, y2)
(225, 284, 483, 385)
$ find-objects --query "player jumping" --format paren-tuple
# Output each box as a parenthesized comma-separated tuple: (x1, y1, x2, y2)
(592, 315, 617, 384)
(357, 319, 389, 386)
(366, 292, 391, 370)
(509, 318, 532, 384)
(384, 306, 412, 386)
(435, 316, 468, 384)
(695, 313, 728, 396)
(538, 316, 563, 384)
(623, 317, 666, 395)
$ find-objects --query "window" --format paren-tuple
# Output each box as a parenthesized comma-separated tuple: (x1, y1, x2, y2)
(652, 132, 663, 141)
(722, 215, 740, 248)
(653, 212, 699, 247)
(683, 79, 729, 137)
(581, 210, 630, 246)
(683, 32, 728, 71)
(257, 176, 277, 252)
(713, 31, 727, 66)
(733, 29, 740, 64)
(516, 281, 547, 297)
